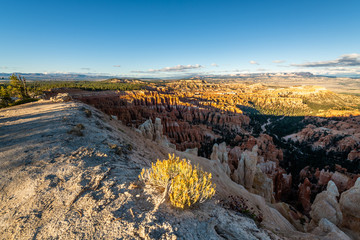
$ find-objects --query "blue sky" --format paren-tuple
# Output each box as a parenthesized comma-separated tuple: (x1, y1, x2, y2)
(1, 0, 360, 77)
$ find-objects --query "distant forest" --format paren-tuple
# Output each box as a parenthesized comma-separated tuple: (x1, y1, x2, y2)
(0, 75, 146, 108)
(26, 81, 145, 95)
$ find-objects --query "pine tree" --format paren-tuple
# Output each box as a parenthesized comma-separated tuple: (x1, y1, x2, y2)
(9, 74, 29, 99)
(0, 86, 13, 107)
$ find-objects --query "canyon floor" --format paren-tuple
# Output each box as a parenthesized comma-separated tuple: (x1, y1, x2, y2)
(2, 99, 357, 239)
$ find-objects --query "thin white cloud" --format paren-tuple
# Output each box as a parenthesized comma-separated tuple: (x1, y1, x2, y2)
(80, 67, 91, 71)
(273, 60, 285, 63)
(211, 63, 219, 67)
(132, 64, 203, 73)
(292, 53, 360, 68)
(217, 69, 250, 73)
(316, 67, 360, 75)
(249, 60, 259, 65)
(113, 65, 121, 67)
(44, 71, 70, 74)
(0, 66, 8, 69)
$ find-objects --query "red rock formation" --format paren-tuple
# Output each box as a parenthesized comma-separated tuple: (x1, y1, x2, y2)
(50, 85, 359, 219)
(347, 174, 360, 189)
(286, 116, 360, 160)
(228, 146, 242, 172)
(270, 170, 292, 202)
(240, 136, 257, 151)
(348, 149, 360, 161)
(238, 134, 283, 164)
(316, 169, 333, 186)
(73, 90, 250, 152)
(331, 171, 350, 193)
(299, 166, 312, 181)
(298, 178, 312, 213)
(257, 134, 284, 162)
(230, 133, 288, 201)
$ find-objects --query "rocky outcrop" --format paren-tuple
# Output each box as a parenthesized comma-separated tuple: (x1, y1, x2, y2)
(185, 147, 198, 156)
(298, 178, 312, 213)
(348, 149, 360, 161)
(50, 93, 72, 102)
(232, 145, 258, 189)
(284, 116, 360, 162)
(273, 172, 292, 201)
(256, 134, 283, 162)
(310, 181, 342, 226)
(339, 177, 360, 233)
(273, 202, 309, 232)
(239, 134, 283, 163)
(154, 117, 164, 143)
(74, 90, 250, 153)
(298, 166, 357, 213)
(210, 142, 230, 176)
(257, 159, 277, 175)
(311, 218, 351, 240)
(137, 118, 174, 148)
(315, 168, 333, 186)
(331, 171, 349, 193)
(252, 167, 274, 203)
(65, 83, 360, 227)
(210, 142, 228, 163)
(230, 147, 288, 203)
(228, 146, 242, 172)
(137, 119, 155, 140)
(235, 134, 291, 201)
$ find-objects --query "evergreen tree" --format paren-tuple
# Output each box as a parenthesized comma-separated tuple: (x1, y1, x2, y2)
(0, 86, 13, 107)
(9, 74, 29, 99)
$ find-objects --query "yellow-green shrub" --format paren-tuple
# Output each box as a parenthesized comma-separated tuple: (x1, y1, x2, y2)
(139, 154, 216, 209)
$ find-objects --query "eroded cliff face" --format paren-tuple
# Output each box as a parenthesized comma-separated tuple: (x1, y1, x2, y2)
(284, 116, 360, 160)
(74, 90, 250, 153)
(40, 80, 360, 239)
(281, 116, 360, 217)
(64, 82, 360, 212)
(66, 90, 295, 210)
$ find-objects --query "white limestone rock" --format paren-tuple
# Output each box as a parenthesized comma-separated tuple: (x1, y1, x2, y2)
(310, 180, 343, 226)
(339, 177, 360, 233)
